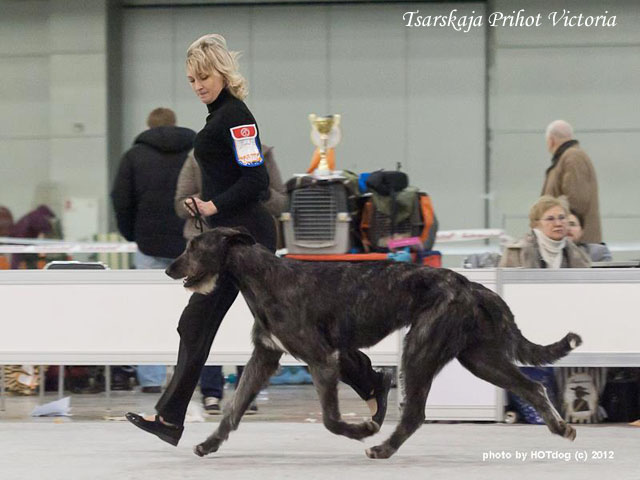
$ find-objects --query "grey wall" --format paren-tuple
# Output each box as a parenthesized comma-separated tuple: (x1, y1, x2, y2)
(489, 0, 640, 251)
(120, 2, 487, 232)
(0, 0, 109, 229)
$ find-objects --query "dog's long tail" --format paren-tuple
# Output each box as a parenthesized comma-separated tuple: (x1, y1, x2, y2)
(476, 285, 582, 365)
(514, 330, 582, 366)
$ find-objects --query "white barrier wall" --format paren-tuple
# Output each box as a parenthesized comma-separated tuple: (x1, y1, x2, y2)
(500, 268, 640, 366)
(0, 269, 399, 366)
(2, 268, 639, 365)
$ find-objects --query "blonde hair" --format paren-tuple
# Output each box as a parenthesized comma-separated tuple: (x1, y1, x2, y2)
(186, 34, 248, 100)
(529, 195, 570, 228)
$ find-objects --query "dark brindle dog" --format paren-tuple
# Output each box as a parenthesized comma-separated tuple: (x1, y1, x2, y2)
(166, 227, 582, 459)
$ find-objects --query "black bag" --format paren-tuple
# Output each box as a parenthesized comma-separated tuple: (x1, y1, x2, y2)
(601, 370, 640, 422)
(365, 171, 409, 237)
(365, 171, 408, 196)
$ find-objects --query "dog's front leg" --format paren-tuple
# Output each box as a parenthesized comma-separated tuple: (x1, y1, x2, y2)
(308, 355, 379, 441)
(194, 345, 282, 457)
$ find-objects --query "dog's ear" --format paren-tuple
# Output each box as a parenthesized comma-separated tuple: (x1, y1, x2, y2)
(205, 228, 256, 270)
(221, 226, 256, 247)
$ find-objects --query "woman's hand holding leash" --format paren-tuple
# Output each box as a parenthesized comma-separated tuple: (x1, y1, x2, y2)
(184, 197, 214, 234)
(186, 197, 217, 217)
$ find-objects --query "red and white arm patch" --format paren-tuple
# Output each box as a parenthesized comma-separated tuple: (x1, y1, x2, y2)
(230, 124, 263, 167)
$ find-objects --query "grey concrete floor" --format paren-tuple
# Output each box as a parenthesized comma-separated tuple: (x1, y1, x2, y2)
(0, 385, 637, 480)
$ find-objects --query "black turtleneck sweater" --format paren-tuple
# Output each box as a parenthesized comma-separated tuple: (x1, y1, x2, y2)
(194, 88, 269, 218)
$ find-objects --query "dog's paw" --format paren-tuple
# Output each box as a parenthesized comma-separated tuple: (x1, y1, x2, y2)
(364, 420, 381, 434)
(193, 440, 220, 457)
(365, 444, 396, 459)
(562, 424, 577, 441)
(566, 333, 582, 350)
(347, 420, 380, 441)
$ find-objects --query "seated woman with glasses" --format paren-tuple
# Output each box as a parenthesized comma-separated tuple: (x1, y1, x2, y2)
(499, 195, 591, 268)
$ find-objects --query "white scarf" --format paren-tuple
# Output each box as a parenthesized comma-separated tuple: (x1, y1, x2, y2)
(533, 228, 566, 269)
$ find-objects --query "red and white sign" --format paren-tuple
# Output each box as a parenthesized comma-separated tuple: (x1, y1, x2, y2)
(231, 124, 257, 139)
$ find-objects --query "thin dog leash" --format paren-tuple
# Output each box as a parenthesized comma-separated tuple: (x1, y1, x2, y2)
(185, 197, 211, 234)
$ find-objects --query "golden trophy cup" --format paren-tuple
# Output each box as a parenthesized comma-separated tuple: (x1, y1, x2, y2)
(309, 114, 341, 177)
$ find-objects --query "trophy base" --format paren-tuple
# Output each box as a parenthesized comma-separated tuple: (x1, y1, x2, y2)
(312, 169, 345, 180)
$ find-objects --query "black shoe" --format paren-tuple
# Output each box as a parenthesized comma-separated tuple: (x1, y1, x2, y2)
(371, 370, 393, 427)
(141, 386, 162, 394)
(111, 373, 132, 391)
(125, 413, 183, 446)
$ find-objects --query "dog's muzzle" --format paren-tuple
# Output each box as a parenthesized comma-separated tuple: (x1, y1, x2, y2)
(182, 272, 206, 288)
(165, 256, 189, 280)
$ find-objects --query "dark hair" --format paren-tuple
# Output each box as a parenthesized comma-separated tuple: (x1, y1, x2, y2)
(147, 108, 176, 128)
(569, 209, 585, 228)
(0, 206, 13, 236)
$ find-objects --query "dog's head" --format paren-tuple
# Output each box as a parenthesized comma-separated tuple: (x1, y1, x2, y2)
(165, 227, 256, 294)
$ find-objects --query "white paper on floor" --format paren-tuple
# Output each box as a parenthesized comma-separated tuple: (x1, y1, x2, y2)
(31, 396, 71, 417)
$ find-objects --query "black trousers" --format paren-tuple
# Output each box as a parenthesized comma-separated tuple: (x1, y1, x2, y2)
(156, 209, 380, 425)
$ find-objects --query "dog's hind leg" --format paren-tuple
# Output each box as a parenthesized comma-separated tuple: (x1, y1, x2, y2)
(458, 348, 575, 441)
(194, 345, 282, 457)
(366, 323, 456, 459)
(308, 354, 380, 441)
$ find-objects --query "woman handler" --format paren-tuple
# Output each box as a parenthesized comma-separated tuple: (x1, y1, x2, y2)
(126, 34, 390, 447)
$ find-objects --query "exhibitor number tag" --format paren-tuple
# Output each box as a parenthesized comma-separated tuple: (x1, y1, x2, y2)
(230, 124, 263, 167)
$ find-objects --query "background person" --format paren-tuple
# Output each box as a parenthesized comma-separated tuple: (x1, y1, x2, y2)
(176, 148, 285, 241)
(8, 205, 56, 269)
(499, 195, 597, 425)
(0, 206, 13, 237)
(541, 120, 602, 243)
(111, 107, 196, 393)
(499, 195, 590, 268)
(567, 211, 612, 262)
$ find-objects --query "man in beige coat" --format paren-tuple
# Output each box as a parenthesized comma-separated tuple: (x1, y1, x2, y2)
(541, 120, 602, 243)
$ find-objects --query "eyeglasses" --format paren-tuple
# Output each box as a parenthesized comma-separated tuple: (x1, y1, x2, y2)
(540, 215, 567, 223)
